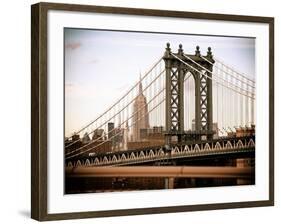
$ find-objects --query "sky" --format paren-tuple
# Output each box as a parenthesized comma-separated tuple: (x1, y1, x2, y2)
(64, 28, 255, 136)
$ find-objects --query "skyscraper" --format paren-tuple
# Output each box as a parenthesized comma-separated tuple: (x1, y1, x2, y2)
(132, 76, 149, 141)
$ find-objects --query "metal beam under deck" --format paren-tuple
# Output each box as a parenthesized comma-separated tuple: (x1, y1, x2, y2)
(65, 166, 254, 179)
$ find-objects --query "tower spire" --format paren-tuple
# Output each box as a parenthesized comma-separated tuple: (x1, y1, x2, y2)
(139, 72, 143, 95)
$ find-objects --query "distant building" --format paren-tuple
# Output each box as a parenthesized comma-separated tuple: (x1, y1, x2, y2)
(123, 121, 129, 150)
(212, 122, 219, 139)
(84, 140, 112, 155)
(72, 134, 80, 141)
(64, 134, 82, 153)
(148, 126, 164, 134)
(92, 129, 105, 140)
(191, 120, 218, 139)
(107, 122, 114, 140)
(236, 125, 255, 137)
(82, 132, 91, 144)
(113, 127, 122, 151)
(140, 128, 148, 140)
(128, 126, 165, 150)
(147, 126, 165, 141)
(132, 76, 149, 141)
(191, 119, 196, 131)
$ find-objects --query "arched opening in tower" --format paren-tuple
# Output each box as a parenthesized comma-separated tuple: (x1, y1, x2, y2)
(184, 71, 195, 131)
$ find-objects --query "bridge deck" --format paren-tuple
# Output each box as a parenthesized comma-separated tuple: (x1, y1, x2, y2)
(66, 136, 255, 167)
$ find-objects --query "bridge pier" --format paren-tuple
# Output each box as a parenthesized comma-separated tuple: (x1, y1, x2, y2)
(164, 177, 174, 189)
(236, 158, 254, 185)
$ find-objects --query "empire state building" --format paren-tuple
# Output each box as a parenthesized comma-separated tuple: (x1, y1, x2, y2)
(132, 77, 149, 141)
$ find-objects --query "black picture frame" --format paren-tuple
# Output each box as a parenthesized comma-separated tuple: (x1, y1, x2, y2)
(31, 2, 274, 221)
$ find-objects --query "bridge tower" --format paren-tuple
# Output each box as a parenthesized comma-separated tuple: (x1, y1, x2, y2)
(163, 43, 215, 145)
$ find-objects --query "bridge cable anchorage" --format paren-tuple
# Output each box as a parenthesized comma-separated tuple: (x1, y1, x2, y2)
(182, 54, 255, 97)
(65, 67, 165, 151)
(170, 53, 255, 100)
(200, 56, 255, 89)
(66, 73, 194, 160)
(65, 56, 163, 142)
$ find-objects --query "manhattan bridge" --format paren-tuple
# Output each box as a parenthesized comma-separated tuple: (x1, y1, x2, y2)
(65, 44, 255, 191)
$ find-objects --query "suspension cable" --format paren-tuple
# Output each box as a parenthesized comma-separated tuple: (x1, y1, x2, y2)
(66, 86, 165, 156)
(66, 74, 193, 159)
(65, 57, 163, 140)
(66, 93, 166, 159)
(171, 53, 255, 100)
(183, 54, 254, 96)
(65, 69, 165, 149)
(199, 55, 255, 88)
(214, 56, 255, 84)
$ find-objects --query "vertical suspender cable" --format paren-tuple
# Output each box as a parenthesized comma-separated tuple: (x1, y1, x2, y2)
(221, 64, 224, 132)
(234, 75, 237, 127)
(229, 71, 235, 128)
(245, 81, 247, 127)
(225, 66, 229, 129)
(216, 67, 219, 134)
(231, 70, 235, 129)
(240, 80, 244, 127)
(251, 85, 255, 125)
(187, 77, 190, 130)
(225, 65, 228, 134)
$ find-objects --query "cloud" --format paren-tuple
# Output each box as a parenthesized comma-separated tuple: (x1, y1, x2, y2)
(65, 42, 81, 50)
